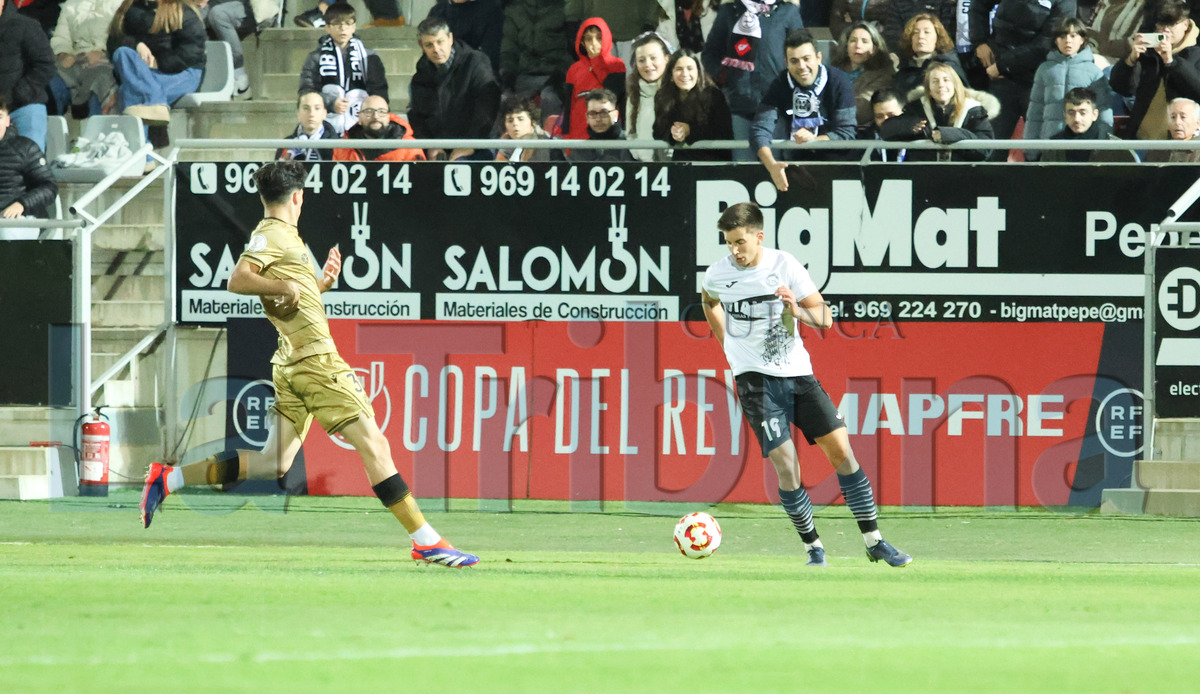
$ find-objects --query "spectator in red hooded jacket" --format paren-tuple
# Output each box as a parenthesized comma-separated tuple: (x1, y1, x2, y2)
(561, 17, 626, 140)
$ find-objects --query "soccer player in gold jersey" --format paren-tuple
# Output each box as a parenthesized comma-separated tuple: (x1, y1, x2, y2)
(140, 161, 478, 568)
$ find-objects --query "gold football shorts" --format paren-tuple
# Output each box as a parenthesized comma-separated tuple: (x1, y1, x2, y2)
(271, 352, 375, 437)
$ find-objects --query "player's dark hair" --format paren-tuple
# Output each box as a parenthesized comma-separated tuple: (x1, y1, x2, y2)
(254, 161, 307, 205)
(323, 2, 356, 25)
(0, 96, 8, 114)
(1063, 87, 1097, 108)
(718, 202, 764, 232)
(418, 16, 450, 37)
(784, 29, 816, 53)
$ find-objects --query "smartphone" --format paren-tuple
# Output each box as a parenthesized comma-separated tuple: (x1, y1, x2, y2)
(1143, 32, 1166, 47)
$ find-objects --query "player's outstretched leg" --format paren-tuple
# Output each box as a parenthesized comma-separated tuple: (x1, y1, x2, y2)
(341, 417, 479, 568)
(139, 416, 304, 528)
(768, 441, 826, 566)
(140, 462, 179, 528)
(816, 430, 912, 567)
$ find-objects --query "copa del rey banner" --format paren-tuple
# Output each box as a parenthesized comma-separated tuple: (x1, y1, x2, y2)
(187, 161, 1188, 508)
(226, 317, 1141, 508)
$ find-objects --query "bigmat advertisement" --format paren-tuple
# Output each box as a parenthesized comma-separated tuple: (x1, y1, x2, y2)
(176, 162, 1200, 508)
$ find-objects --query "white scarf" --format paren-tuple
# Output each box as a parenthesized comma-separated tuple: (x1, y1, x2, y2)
(733, 0, 778, 39)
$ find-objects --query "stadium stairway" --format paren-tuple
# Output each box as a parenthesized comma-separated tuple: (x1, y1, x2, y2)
(177, 26, 421, 162)
(0, 22, 426, 498)
(1102, 419, 1200, 516)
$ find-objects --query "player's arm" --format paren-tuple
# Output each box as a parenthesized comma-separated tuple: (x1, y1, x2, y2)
(701, 288, 726, 346)
(318, 245, 341, 293)
(776, 286, 833, 330)
(228, 258, 301, 308)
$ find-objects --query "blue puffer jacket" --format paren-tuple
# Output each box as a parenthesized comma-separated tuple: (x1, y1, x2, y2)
(1024, 46, 1114, 140)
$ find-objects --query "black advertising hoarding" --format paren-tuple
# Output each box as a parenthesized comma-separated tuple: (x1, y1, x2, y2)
(1154, 245, 1200, 418)
(177, 162, 1199, 326)
(175, 161, 689, 325)
(690, 164, 1197, 322)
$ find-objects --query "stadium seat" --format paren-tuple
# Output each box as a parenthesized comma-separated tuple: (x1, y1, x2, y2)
(52, 115, 147, 183)
(817, 39, 837, 65)
(45, 115, 68, 163)
(174, 41, 235, 108)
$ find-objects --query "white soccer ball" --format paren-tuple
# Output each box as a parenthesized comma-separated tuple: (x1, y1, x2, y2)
(674, 512, 722, 559)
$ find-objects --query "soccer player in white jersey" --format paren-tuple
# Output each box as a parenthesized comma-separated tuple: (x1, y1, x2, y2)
(700, 202, 911, 567)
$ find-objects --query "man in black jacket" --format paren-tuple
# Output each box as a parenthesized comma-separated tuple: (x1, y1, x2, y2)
(0, 97, 58, 241)
(407, 16, 501, 161)
(0, 0, 55, 153)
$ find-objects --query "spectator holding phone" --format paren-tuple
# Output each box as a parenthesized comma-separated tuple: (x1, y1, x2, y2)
(1110, 0, 1200, 140)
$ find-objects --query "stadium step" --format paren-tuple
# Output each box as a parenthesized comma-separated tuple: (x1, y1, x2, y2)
(1135, 460, 1200, 489)
(0, 445, 73, 499)
(0, 474, 52, 500)
(1103, 418, 1200, 517)
(0, 407, 76, 447)
(93, 275, 164, 303)
(1149, 418, 1200, 460)
(258, 71, 412, 105)
(253, 26, 420, 76)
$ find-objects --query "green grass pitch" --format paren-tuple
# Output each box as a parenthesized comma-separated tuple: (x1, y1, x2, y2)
(2, 492, 1198, 693)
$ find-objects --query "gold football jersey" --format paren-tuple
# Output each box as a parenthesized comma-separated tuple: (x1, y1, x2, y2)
(238, 217, 336, 365)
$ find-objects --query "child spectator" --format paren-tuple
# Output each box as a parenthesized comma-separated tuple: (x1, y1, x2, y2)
(298, 3, 389, 135)
(627, 31, 673, 161)
(1023, 18, 1114, 158)
(892, 13, 968, 99)
(277, 91, 339, 161)
(49, 0, 122, 119)
(496, 95, 563, 162)
(880, 61, 999, 160)
(565, 0, 662, 61)
(107, 0, 206, 136)
(562, 17, 626, 140)
(969, 0, 1077, 145)
(832, 21, 898, 127)
(653, 49, 733, 160)
(568, 88, 635, 160)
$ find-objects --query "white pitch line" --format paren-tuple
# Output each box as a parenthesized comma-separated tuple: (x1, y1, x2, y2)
(4, 635, 1200, 668)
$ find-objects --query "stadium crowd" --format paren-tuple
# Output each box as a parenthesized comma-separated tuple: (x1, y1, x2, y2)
(3, 0, 1200, 222)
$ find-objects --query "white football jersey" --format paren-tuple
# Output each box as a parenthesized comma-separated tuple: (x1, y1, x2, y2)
(702, 247, 818, 377)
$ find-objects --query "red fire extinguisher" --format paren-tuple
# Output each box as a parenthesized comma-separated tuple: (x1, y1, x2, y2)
(79, 408, 110, 497)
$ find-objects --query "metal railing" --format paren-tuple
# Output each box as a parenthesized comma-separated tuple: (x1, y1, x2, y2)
(175, 136, 1200, 158)
(1, 144, 174, 428)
